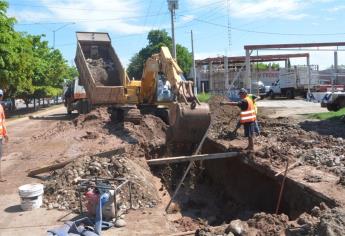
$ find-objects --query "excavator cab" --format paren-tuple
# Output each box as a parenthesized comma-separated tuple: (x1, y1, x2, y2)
(140, 47, 211, 144)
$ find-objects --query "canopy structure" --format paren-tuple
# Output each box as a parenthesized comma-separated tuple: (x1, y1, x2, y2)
(243, 42, 345, 92)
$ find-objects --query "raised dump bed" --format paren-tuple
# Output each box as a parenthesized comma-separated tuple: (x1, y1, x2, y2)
(75, 32, 127, 105)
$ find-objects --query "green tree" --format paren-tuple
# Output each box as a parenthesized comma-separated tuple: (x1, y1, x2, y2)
(127, 29, 192, 80)
(0, 1, 18, 90)
(0, 1, 77, 108)
(254, 62, 280, 71)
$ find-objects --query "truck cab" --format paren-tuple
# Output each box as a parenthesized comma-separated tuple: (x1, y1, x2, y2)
(63, 78, 90, 114)
(321, 91, 345, 111)
(267, 77, 297, 99)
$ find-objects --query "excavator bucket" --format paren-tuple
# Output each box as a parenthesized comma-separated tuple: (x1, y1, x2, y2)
(168, 102, 211, 144)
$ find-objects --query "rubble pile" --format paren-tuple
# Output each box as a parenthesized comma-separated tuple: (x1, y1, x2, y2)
(86, 58, 120, 86)
(43, 154, 159, 211)
(197, 204, 345, 236)
(42, 107, 168, 212)
(207, 96, 345, 182)
(257, 117, 345, 181)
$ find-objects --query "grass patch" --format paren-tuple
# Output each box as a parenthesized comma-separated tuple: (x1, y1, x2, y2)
(197, 93, 212, 103)
(308, 107, 345, 120)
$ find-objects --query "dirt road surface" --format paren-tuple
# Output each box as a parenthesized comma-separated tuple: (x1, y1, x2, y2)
(0, 106, 174, 236)
(257, 99, 325, 118)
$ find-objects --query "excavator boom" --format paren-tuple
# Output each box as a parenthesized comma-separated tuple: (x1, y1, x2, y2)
(141, 46, 211, 144)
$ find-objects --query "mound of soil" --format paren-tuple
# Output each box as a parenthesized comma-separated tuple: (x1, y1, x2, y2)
(41, 107, 168, 212)
(208, 96, 241, 139)
(44, 153, 159, 211)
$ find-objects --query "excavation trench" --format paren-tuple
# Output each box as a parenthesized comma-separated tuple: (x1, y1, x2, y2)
(150, 138, 336, 226)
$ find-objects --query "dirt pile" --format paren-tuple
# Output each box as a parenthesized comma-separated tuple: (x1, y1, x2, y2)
(197, 203, 345, 236)
(86, 58, 120, 86)
(209, 96, 345, 181)
(208, 96, 241, 139)
(41, 107, 168, 212)
(256, 117, 345, 181)
(43, 153, 159, 211)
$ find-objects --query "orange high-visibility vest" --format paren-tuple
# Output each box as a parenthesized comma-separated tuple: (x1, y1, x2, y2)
(0, 105, 7, 137)
(240, 96, 256, 124)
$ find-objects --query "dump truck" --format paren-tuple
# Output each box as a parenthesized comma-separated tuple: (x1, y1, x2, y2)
(75, 32, 210, 144)
(63, 78, 90, 114)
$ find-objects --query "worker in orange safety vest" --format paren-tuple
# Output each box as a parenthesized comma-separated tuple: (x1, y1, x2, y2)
(0, 89, 9, 182)
(220, 88, 257, 150)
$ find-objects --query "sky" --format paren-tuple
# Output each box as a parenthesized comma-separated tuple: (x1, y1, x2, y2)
(7, 0, 345, 69)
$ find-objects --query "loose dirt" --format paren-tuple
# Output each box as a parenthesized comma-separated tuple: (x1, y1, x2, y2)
(14, 96, 345, 235)
(38, 107, 168, 212)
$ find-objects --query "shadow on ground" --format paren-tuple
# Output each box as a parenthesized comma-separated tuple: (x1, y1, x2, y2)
(299, 119, 345, 138)
(103, 122, 139, 145)
(6, 104, 63, 118)
(29, 113, 78, 121)
(4, 205, 22, 213)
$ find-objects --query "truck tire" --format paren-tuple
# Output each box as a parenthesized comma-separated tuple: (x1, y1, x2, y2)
(336, 97, 345, 109)
(327, 104, 338, 112)
(269, 91, 275, 99)
(78, 100, 91, 114)
(286, 89, 295, 99)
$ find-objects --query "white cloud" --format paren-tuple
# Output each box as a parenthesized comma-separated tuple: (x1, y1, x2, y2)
(187, 0, 322, 20)
(327, 5, 345, 12)
(10, 0, 153, 34)
(8, 9, 52, 23)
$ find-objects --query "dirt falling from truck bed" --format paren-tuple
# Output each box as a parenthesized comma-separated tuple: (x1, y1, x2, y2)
(87, 58, 121, 86)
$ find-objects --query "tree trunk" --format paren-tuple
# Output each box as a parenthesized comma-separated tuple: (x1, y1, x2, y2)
(11, 98, 16, 111)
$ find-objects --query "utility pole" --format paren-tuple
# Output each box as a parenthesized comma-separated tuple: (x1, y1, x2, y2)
(168, 0, 178, 59)
(53, 22, 75, 48)
(334, 51, 338, 92)
(191, 30, 197, 95)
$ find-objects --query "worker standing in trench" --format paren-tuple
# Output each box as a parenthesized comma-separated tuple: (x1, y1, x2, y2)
(0, 89, 9, 182)
(221, 88, 257, 150)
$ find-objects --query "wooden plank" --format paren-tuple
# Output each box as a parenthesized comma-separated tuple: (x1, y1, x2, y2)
(27, 158, 78, 177)
(147, 152, 240, 166)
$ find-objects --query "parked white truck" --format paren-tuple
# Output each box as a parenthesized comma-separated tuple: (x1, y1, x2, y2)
(266, 66, 319, 99)
(321, 91, 345, 111)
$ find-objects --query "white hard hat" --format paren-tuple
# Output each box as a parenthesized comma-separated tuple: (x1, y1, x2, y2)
(0, 89, 3, 96)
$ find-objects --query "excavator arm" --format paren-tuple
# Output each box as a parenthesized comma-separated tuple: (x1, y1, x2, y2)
(140, 46, 211, 144)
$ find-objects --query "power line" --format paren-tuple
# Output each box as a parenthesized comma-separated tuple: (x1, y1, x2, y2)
(181, 15, 345, 36)
(11, 0, 224, 25)
(8, 3, 138, 13)
(227, 0, 231, 55)
(15, 12, 170, 25)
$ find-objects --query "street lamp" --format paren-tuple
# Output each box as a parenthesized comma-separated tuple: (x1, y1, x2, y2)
(167, 0, 178, 59)
(53, 22, 75, 48)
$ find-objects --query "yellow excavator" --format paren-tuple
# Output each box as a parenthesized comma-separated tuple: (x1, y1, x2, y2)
(75, 32, 210, 144)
